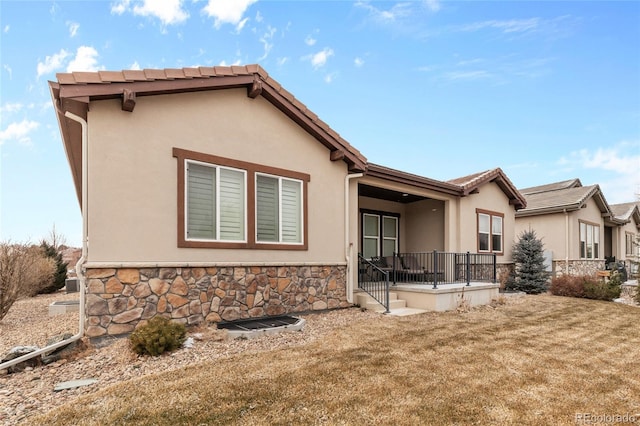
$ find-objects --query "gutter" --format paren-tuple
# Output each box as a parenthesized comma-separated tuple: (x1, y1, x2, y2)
(0, 111, 88, 371)
(345, 172, 364, 303)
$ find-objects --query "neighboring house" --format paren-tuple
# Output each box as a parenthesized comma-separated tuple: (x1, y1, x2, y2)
(609, 202, 640, 272)
(514, 178, 636, 277)
(50, 64, 526, 337)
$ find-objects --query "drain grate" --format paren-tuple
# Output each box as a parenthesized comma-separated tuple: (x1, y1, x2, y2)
(217, 315, 305, 339)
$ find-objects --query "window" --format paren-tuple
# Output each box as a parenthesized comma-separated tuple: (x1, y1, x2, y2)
(579, 221, 599, 259)
(186, 161, 246, 242)
(361, 211, 398, 258)
(256, 174, 303, 244)
(174, 148, 309, 249)
(626, 232, 637, 256)
(477, 209, 503, 253)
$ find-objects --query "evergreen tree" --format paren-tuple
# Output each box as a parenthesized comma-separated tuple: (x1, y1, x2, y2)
(505, 229, 549, 294)
(38, 241, 68, 294)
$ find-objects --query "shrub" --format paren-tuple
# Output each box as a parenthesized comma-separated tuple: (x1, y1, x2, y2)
(0, 243, 56, 321)
(129, 316, 187, 356)
(505, 230, 549, 294)
(549, 275, 586, 298)
(38, 241, 69, 294)
(635, 283, 640, 305)
(583, 273, 622, 301)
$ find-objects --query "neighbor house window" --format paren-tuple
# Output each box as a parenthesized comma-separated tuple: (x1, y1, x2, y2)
(256, 174, 303, 244)
(174, 148, 309, 249)
(626, 232, 637, 256)
(579, 221, 599, 259)
(361, 211, 399, 258)
(477, 209, 503, 253)
(186, 161, 246, 242)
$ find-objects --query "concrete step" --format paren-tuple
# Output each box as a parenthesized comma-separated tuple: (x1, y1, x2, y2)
(356, 291, 406, 313)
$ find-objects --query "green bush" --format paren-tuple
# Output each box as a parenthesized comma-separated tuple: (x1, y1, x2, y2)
(129, 316, 187, 356)
(549, 275, 586, 298)
(583, 273, 622, 301)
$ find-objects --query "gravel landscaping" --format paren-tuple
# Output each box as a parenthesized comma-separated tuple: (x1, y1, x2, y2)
(0, 290, 379, 426)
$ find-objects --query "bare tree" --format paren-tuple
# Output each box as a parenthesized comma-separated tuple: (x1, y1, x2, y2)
(45, 224, 67, 251)
(0, 243, 55, 321)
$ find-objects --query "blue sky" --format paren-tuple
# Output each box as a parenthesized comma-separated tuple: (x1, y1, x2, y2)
(1, 0, 639, 247)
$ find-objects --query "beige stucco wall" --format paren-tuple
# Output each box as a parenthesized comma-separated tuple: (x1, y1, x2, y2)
(515, 197, 607, 262)
(86, 89, 349, 264)
(356, 176, 454, 254)
(617, 218, 640, 261)
(457, 182, 518, 263)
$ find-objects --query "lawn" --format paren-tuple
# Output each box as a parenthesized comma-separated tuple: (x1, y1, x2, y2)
(34, 295, 640, 425)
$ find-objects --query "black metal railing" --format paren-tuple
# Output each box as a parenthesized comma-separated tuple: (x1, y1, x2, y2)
(362, 251, 496, 289)
(358, 254, 390, 313)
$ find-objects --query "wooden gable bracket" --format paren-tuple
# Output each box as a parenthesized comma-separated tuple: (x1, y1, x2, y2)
(330, 149, 345, 162)
(248, 75, 262, 99)
(122, 89, 136, 112)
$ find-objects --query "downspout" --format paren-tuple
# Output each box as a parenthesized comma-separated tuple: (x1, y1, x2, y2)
(564, 209, 569, 275)
(0, 111, 88, 371)
(345, 172, 364, 303)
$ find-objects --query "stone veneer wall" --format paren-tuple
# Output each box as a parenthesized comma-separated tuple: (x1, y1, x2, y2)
(553, 260, 604, 277)
(621, 283, 637, 300)
(84, 265, 348, 338)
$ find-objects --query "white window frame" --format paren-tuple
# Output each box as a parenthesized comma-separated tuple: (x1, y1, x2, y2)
(255, 173, 304, 245)
(579, 221, 600, 260)
(362, 213, 380, 258)
(185, 159, 247, 243)
(477, 210, 504, 254)
(382, 215, 398, 257)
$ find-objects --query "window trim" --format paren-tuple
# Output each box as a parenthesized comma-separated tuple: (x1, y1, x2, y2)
(255, 172, 304, 245)
(476, 209, 504, 255)
(360, 209, 400, 258)
(578, 220, 600, 260)
(185, 159, 247, 243)
(174, 147, 309, 250)
(626, 232, 637, 256)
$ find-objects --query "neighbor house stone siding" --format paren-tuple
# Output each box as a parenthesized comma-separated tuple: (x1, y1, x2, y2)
(553, 260, 604, 277)
(621, 282, 637, 300)
(83, 265, 348, 337)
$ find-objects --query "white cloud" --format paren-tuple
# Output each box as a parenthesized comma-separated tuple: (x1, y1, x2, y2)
(134, 0, 189, 25)
(66, 46, 103, 72)
(354, 57, 364, 67)
(255, 11, 263, 23)
(559, 141, 640, 203)
(257, 26, 276, 61)
(355, 1, 412, 24)
(202, 0, 257, 29)
(111, 0, 189, 25)
(305, 35, 316, 46)
(67, 21, 80, 37)
(305, 47, 334, 69)
(3, 25, 9, 33)
(423, 0, 441, 12)
(111, 0, 130, 15)
(235, 17, 249, 32)
(277, 57, 288, 66)
(36, 49, 70, 78)
(0, 120, 40, 146)
(0, 102, 23, 114)
(443, 70, 492, 81)
(324, 72, 338, 84)
(219, 59, 242, 67)
(460, 18, 540, 34)
(3, 64, 12, 79)
(130, 61, 141, 70)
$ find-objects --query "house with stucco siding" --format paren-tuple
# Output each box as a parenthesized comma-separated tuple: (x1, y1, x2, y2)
(50, 64, 527, 337)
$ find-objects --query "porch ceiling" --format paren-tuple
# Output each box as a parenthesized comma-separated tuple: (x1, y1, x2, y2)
(359, 184, 428, 204)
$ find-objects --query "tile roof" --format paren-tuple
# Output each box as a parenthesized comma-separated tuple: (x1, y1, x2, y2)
(610, 202, 640, 222)
(448, 168, 527, 209)
(516, 184, 612, 218)
(50, 65, 368, 203)
(519, 178, 582, 195)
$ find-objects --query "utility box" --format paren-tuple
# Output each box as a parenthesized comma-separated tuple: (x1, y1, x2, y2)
(65, 278, 78, 293)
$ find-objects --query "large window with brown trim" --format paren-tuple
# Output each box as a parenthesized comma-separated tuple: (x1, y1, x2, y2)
(174, 148, 309, 250)
(477, 209, 503, 254)
(579, 221, 599, 259)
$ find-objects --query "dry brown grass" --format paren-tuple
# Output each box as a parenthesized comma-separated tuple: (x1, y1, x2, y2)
(33, 295, 640, 425)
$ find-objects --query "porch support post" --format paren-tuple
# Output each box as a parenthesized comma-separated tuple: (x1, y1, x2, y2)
(466, 251, 471, 286)
(493, 253, 497, 283)
(433, 250, 438, 289)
